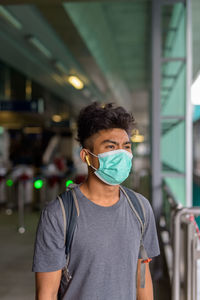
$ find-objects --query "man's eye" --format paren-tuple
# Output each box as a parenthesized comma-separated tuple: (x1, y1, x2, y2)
(125, 145, 131, 149)
(106, 145, 115, 149)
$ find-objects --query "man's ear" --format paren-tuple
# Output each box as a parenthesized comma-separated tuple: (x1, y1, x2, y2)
(80, 149, 89, 165)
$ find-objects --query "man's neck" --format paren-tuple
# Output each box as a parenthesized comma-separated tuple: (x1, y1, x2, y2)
(79, 174, 120, 207)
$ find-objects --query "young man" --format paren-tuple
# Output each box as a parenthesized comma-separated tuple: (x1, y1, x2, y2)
(33, 102, 160, 300)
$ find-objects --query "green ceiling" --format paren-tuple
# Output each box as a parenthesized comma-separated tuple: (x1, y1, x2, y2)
(64, 1, 151, 98)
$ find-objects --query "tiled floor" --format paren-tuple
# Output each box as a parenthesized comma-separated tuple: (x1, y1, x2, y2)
(0, 210, 170, 300)
(0, 211, 39, 300)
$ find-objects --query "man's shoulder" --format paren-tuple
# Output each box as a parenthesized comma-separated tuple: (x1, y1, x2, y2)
(121, 186, 153, 215)
(43, 196, 63, 219)
(44, 187, 74, 211)
(134, 191, 152, 210)
(43, 186, 78, 218)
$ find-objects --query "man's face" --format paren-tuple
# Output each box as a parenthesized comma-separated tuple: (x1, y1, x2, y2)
(86, 128, 132, 169)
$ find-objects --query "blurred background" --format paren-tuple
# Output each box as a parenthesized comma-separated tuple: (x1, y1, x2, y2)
(0, 0, 200, 299)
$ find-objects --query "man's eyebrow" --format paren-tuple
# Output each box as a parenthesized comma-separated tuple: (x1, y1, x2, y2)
(100, 140, 131, 145)
(101, 139, 119, 145)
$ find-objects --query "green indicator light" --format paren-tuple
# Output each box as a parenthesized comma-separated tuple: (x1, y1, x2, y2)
(34, 179, 43, 189)
(6, 179, 13, 187)
(66, 180, 74, 188)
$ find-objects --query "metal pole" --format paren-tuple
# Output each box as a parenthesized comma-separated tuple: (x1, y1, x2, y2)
(173, 208, 183, 300)
(186, 0, 193, 207)
(191, 231, 196, 300)
(151, 0, 162, 220)
(18, 181, 25, 234)
(187, 222, 193, 300)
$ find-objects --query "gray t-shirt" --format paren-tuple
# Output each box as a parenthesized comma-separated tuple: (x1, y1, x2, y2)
(32, 186, 160, 300)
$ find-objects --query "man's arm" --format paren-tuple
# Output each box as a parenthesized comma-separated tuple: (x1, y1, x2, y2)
(35, 270, 62, 300)
(137, 259, 153, 300)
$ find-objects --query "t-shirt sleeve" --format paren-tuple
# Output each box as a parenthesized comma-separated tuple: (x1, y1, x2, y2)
(137, 193, 160, 259)
(32, 199, 66, 272)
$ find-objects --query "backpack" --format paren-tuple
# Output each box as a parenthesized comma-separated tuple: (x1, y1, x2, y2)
(57, 184, 149, 292)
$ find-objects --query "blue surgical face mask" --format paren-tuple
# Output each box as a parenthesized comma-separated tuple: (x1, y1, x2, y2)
(87, 149, 133, 185)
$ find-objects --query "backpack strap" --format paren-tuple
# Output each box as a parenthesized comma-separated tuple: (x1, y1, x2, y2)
(120, 186, 146, 236)
(120, 186, 149, 288)
(58, 195, 67, 244)
(57, 184, 80, 284)
(120, 186, 146, 234)
(58, 184, 79, 259)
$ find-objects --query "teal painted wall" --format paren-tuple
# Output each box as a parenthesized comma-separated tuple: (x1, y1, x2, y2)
(161, 3, 186, 205)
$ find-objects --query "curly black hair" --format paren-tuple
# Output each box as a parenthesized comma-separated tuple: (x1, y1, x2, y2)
(77, 102, 135, 148)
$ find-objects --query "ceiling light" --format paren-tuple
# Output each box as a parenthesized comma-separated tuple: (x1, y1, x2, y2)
(27, 35, 52, 59)
(131, 135, 144, 143)
(191, 73, 200, 105)
(55, 61, 69, 74)
(52, 115, 62, 122)
(68, 75, 84, 90)
(0, 6, 22, 30)
(25, 79, 32, 100)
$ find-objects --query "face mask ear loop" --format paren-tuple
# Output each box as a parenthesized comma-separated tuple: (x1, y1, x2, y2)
(87, 150, 98, 158)
(90, 165, 98, 171)
(85, 150, 98, 171)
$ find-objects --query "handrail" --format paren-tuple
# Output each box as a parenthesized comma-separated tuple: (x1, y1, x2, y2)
(162, 181, 200, 300)
(172, 207, 200, 300)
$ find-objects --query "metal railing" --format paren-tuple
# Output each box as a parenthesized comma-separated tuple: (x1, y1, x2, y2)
(162, 183, 200, 300)
(173, 207, 200, 300)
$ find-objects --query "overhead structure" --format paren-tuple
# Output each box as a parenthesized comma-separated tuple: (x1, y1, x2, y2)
(0, 0, 194, 205)
(0, 1, 152, 137)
